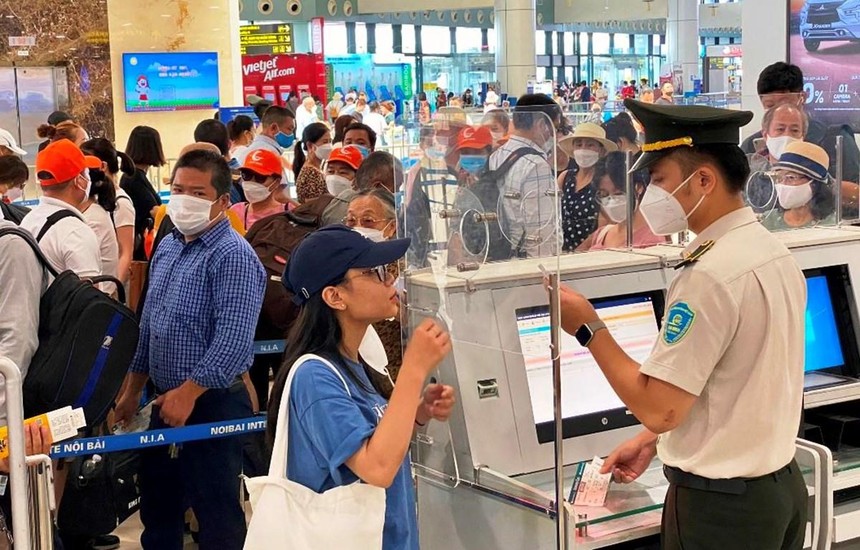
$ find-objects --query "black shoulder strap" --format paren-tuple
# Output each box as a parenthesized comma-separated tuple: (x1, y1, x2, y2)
(492, 147, 544, 179)
(36, 210, 80, 243)
(0, 227, 59, 277)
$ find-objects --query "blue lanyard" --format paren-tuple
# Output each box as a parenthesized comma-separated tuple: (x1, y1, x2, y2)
(50, 416, 268, 459)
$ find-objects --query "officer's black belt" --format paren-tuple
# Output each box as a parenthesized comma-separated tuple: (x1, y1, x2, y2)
(663, 462, 795, 496)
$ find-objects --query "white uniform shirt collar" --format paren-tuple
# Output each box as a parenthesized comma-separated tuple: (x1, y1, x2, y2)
(683, 206, 757, 256)
(39, 196, 85, 217)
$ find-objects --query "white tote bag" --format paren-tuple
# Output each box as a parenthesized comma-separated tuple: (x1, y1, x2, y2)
(243, 354, 386, 550)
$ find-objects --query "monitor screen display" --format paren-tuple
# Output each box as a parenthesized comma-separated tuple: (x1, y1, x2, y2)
(122, 52, 220, 113)
(516, 291, 663, 442)
(805, 274, 845, 373)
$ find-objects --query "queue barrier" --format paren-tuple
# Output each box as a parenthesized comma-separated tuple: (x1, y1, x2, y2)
(254, 339, 286, 355)
(50, 415, 267, 459)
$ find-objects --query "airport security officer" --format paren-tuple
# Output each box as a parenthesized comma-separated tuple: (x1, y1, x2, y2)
(558, 99, 808, 549)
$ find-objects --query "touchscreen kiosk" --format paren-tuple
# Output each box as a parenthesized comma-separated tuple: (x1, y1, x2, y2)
(516, 291, 664, 443)
(803, 265, 860, 390)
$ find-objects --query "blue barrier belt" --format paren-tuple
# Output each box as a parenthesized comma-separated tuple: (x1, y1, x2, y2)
(254, 340, 286, 355)
(50, 416, 267, 459)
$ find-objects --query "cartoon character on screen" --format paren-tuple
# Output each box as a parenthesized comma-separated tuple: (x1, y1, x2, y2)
(135, 75, 151, 106)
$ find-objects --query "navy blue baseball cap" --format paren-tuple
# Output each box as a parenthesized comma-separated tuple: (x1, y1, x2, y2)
(284, 225, 411, 306)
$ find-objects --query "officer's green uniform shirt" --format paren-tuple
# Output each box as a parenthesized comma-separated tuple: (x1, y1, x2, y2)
(639, 207, 806, 479)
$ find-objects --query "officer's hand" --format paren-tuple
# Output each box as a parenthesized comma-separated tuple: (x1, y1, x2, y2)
(600, 432, 658, 484)
(556, 283, 600, 336)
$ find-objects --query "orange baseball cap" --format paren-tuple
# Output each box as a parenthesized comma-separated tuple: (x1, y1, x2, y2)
(456, 126, 493, 151)
(242, 149, 283, 177)
(36, 139, 101, 186)
(328, 145, 363, 171)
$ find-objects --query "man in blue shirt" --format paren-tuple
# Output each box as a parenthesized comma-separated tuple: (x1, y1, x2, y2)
(115, 149, 267, 550)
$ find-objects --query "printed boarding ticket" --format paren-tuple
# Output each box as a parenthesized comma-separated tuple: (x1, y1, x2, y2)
(573, 456, 612, 507)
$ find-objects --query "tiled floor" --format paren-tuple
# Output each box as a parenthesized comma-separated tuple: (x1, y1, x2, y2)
(113, 504, 254, 549)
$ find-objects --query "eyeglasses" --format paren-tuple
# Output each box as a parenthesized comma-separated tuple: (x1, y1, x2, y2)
(345, 265, 389, 284)
(776, 173, 811, 185)
(342, 215, 393, 228)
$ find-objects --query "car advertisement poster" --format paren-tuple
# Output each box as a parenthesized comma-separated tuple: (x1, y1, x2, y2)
(789, 0, 860, 131)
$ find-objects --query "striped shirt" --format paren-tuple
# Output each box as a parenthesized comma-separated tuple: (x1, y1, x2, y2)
(130, 218, 266, 391)
(488, 135, 560, 257)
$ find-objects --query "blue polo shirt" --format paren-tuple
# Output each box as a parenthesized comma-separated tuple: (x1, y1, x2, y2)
(286, 357, 418, 550)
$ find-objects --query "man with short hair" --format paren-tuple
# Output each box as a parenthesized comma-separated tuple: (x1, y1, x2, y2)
(195, 118, 246, 204)
(342, 122, 377, 156)
(115, 149, 266, 550)
(322, 150, 399, 226)
(488, 93, 562, 258)
(655, 82, 675, 105)
(560, 99, 807, 549)
(234, 105, 296, 166)
(295, 96, 319, 139)
(748, 103, 809, 172)
(741, 61, 860, 190)
(20, 139, 102, 277)
(363, 101, 388, 145)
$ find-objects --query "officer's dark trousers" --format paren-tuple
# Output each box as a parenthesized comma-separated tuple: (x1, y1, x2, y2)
(662, 460, 807, 550)
(138, 382, 251, 550)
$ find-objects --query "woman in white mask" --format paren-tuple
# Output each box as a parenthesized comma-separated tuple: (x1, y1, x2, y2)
(558, 122, 618, 251)
(748, 103, 807, 173)
(590, 152, 667, 250)
(230, 148, 287, 232)
(764, 141, 835, 231)
(344, 189, 402, 395)
(293, 122, 333, 204)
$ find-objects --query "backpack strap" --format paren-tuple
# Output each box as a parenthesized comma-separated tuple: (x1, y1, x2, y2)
(491, 147, 544, 179)
(0, 226, 60, 277)
(36, 210, 81, 243)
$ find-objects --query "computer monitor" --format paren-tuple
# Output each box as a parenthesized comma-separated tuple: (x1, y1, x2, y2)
(515, 290, 664, 443)
(803, 265, 860, 382)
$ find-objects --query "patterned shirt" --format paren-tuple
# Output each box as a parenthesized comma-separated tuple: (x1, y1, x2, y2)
(296, 164, 328, 204)
(561, 167, 599, 251)
(130, 218, 267, 391)
(488, 135, 559, 257)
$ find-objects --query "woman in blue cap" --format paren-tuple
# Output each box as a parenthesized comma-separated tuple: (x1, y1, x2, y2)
(268, 225, 455, 549)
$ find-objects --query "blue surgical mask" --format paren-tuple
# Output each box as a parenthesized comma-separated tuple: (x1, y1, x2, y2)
(353, 145, 371, 159)
(459, 154, 488, 176)
(276, 131, 295, 148)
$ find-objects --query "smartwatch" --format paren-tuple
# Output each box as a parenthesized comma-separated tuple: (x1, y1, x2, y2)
(575, 320, 607, 348)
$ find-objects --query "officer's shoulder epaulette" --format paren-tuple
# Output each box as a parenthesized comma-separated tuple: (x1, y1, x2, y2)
(674, 240, 715, 270)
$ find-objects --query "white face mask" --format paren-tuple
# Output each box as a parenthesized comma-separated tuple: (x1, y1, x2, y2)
(326, 174, 353, 196)
(639, 172, 705, 236)
(243, 181, 272, 204)
(359, 325, 391, 379)
(776, 182, 813, 209)
(766, 135, 799, 160)
(315, 143, 333, 161)
(490, 130, 504, 142)
(352, 225, 387, 242)
(167, 194, 217, 236)
(600, 195, 628, 223)
(574, 149, 600, 168)
(77, 172, 92, 205)
(3, 187, 22, 202)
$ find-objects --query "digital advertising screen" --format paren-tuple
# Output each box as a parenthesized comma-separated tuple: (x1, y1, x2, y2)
(122, 52, 220, 113)
(327, 55, 413, 102)
(788, 0, 860, 131)
(516, 292, 663, 441)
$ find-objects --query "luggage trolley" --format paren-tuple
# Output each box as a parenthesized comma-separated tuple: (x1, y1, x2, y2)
(0, 356, 55, 549)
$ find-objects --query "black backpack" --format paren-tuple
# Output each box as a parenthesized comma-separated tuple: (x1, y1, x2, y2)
(0, 219, 140, 427)
(0, 201, 30, 225)
(465, 147, 543, 261)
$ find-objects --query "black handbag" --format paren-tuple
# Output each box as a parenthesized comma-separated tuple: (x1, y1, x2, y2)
(57, 430, 140, 537)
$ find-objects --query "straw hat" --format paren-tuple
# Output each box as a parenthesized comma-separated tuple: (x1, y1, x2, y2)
(559, 122, 618, 156)
(773, 141, 830, 182)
